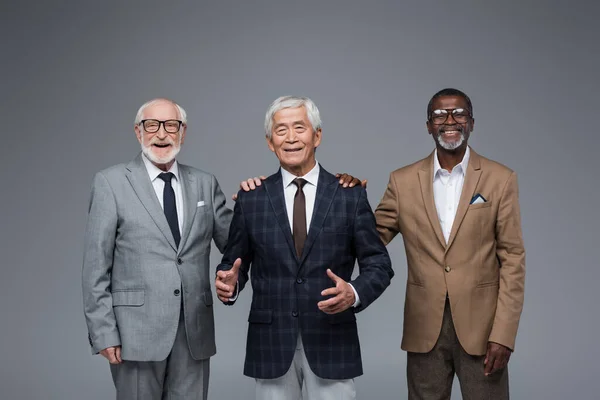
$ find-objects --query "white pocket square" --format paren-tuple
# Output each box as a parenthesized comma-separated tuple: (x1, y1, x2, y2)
(197, 201, 205, 207)
(470, 194, 486, 204)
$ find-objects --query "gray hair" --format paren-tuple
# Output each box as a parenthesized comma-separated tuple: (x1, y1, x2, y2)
(264, 96, 322, 138)
(134, 98, 188, 125)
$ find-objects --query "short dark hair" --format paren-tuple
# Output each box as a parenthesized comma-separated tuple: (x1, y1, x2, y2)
(427, 88, 473, 119)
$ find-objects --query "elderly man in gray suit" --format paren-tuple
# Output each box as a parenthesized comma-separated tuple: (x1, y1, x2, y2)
(82, 98, 231, 400)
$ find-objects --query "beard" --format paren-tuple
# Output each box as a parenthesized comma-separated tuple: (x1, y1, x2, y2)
(435, 125, 468, 151)
(141, 134, 181, 165)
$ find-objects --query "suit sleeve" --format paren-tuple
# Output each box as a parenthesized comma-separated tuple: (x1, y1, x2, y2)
(216, 191, 252, 304)
(211, 175, 233, 253)
(81, 172, 121, 354)
(374, 172, 401, 245)
(488, 172, 526, 350)
(350, 188, 394, 313)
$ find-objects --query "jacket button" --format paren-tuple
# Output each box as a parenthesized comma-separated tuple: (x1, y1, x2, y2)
(296, 278, 303, 284)
(445, 265, 451, 272)
(174, 289, 180, 296)
(292, 311, 298, 317)
(177, 258, 183, 265)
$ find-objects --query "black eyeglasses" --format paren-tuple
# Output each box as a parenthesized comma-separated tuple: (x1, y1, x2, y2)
(140, 119, 183, 133)
(429, 108, 471, 125)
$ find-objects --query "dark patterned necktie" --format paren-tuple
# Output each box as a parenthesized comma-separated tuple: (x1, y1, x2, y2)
(158, 172, 180, 247)
(292, 178, 307, 257)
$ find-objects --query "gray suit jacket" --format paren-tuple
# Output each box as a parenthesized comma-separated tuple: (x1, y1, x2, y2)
(82, 153, 231, 361)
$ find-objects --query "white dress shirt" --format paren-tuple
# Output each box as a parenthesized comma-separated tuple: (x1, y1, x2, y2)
(281, 162, 360, 307)
(142, 154, 184, 234)
(432, 147, 470, 243)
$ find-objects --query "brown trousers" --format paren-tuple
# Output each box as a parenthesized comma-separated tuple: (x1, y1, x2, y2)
(407, 298, 509, 400)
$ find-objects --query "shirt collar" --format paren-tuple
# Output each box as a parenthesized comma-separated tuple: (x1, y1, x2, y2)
(433, 146, 470, 180)
(142, 153, 180, 182)
(281, 161, 320, 188)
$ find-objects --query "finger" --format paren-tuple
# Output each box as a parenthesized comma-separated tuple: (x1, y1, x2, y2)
(217, 294, 230, 302)
(107, 348, 118, 364)
(215, 280, 232, 294)
(240, 181, 250, 191)
(231, 193, 238, 201)
(260, 176, 266, 180)
(338, 173, 348, 184)
(348, 177, 361, 187)
(335, 173, 342, 178)
(248, 178, 256, 190)
(321, 287, 340, 297)
(342, 175, 355, 187)
(115, 346, 122, 363)
(253, 177, 262, 187)
(318, 295, 342, 309)
(484, 353, 496, 375)
(361, 179, 368, 188)
(492, 356, 504, 373)
(216, 270, 229, 280)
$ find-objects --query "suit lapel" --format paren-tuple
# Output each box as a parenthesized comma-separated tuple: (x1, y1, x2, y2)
(446, 149, 482, 252)
(178, 165, 198, 254)
(125, 154, 177, 251)
(418, 153, 446, 249)
(264, 171, 297, 260)
(299, 168, 337, 266)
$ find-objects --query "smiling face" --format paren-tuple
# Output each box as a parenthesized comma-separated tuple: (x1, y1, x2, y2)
(134, 100, 186, 170)
(426, 95, 474, 152)
(266, 106, 321, 176)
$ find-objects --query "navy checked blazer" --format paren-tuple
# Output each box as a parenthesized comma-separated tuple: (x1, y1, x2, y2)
(217, 165, 393, 380)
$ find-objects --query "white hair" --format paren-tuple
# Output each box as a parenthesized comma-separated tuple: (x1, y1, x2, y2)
(264, 96, 322, 138)
(134, 98, 187, 125)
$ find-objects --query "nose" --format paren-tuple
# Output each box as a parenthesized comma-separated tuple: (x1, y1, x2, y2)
(285, 129, 298, 143)
(155, 125, 168, 139)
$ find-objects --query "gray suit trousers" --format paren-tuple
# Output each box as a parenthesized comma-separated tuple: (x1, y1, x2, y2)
(110, 306, 209, 400)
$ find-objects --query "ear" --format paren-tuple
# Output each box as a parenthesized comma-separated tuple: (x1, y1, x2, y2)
(266, 135, 275, 153)
(134, 124, 143, 144)
(426, 120, 433, 135)
(314, 128, 322, 148)
(179, 124, 187, 145)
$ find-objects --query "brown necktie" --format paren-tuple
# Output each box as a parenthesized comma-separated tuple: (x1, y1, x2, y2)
(292, 178, 307, 257)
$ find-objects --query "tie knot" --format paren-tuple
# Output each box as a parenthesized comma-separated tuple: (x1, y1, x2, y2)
(158, 172, 175, 184)
(293, 178, 307, 189)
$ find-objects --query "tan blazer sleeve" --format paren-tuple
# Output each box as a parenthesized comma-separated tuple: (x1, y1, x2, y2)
(375, 172, 401, 245)
(489, 172, 526, 350)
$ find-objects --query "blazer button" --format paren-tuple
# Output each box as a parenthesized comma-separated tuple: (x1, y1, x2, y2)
(445, 265, 451, 272)
(292, 311, 298, 317)
(296, 278, 303, 284)
(177, 258, 183, 265)
(174, 289, 181, 296)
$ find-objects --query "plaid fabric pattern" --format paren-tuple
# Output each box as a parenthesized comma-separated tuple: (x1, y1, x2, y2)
(218, 167, 393, 380)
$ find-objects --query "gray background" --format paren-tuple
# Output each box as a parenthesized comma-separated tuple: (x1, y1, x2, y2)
(1, 0, 598, 399)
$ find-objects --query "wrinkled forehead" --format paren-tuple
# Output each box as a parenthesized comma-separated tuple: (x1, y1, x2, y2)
(272, 106, 309, 124)
(431, 95, 469, 111)
(142, 101, 181, 120)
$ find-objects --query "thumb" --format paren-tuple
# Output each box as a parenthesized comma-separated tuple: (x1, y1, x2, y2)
(361, 179, 368, 188)
(326, 268, 340, 283)
(232, 258, 242, 272)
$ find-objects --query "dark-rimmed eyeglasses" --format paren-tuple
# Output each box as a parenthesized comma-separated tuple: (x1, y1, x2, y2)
(429, 108, 471, 125)
(140, 119, 183, 133)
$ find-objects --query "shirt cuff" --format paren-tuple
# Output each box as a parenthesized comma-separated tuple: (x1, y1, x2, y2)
(348, 283, 361, 308)
(228, 282, 239, 302)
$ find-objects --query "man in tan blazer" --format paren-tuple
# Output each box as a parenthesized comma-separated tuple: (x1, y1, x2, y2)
(375, 88, 525, 399)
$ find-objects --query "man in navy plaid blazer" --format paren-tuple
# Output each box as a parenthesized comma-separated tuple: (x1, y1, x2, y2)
(215, 96, 393, 400)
